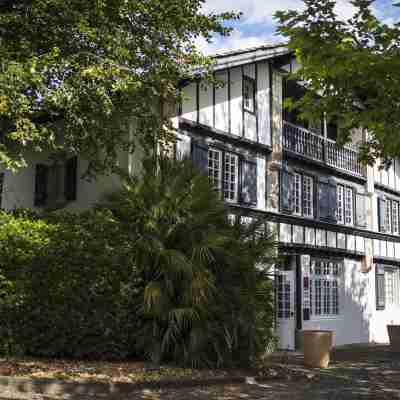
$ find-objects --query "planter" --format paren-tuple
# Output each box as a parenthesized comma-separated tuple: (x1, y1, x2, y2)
(387, 325, 400, 352)
(302, 330, 333, 368)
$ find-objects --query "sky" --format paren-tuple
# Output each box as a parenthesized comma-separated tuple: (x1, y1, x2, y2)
(197, 0, 400, 55)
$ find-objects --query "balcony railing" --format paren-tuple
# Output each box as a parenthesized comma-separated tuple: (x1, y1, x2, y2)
(283, 121, 366, 177)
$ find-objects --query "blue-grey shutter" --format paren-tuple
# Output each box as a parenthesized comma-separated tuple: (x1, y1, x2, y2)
(34, 164, 48, 207)
(319, 176, 337, 222)
(356, 193, 367, 228)
(64, 156, 78, 202)
(376, 264, 385, 310)
(378, 196, 386, 232)
(192, 141, 209, 175)
(241, 160, 257, 205)
(280, 162, 293, 213)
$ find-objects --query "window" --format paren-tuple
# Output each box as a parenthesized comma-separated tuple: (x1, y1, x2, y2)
(223, 152, 239, 203)
(34, 157, 78, 208)
(386, 199, 392, 233)
(0, 173, 3, 209)
(385, 267, 400, 306)
(337, 185, 344, 224)
(243, 76, 255, 113)
(290, 172, 314, 218)
(207, 148, 240, 204)
(393, 202, 399, 235)
(208, 148, 222, 191)
(293, 173, 302, 215)
(344, 187, 354, 225)
(336, 184, 354, 226)
(310, 259, 342, 317)
(379, 197, 400, 235)
(193, 143, 258, 206)
(303, 175, 314, 218)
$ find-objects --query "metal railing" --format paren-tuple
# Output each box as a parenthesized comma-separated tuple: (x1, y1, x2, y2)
(283, 121, 366, 177)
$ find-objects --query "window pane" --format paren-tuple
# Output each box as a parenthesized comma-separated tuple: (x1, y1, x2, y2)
(302, 175, 314, 218)
(223, 153, 238, 202)
(208, 149, 222, 191)
(315, 279, 322, 315)
(243, 78, 255, 113)
(293, 173, 302, 215)
(393, 202, 399, 235)
(344, 187, 354, 225)
(337, 185, 344, 224)
(386, 199, 392, 233)
(310, 258, 342, 317)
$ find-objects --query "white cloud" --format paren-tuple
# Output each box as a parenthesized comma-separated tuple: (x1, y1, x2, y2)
(202, 0, 357, 26)
(196, 30, 282, 55)
(198, 0, 398, 55)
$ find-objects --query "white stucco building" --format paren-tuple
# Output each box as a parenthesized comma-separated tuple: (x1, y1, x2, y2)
(1, 43, 399, 350)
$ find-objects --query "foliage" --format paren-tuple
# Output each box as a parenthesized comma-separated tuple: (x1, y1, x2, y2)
(0, 157, 276, 367)
(275, 0, 400, 165)
(0, 0, 238, 175)
(0, 208, 140, 358)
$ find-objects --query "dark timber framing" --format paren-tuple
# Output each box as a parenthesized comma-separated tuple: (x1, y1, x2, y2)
(179, 118, 272, 154)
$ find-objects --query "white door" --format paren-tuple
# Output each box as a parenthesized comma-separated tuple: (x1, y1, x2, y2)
(276, 269, 296, 350)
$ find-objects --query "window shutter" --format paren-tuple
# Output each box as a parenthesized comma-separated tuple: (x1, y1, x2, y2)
(280, 162, 293, 213)
(240, 159, 257, 205)
(64, 156, 78, 202)
(356, 193, 367, 228)
(319, 176, 337, 222)
(376, 264, 386, 310)
(192, 142, 209, 175)
(378, 196, 386, 232)
(34, 164, 49, 207)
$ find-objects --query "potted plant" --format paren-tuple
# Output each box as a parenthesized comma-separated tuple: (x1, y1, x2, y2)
(302, 330, 334, 368)
(387, 322, 400, 352)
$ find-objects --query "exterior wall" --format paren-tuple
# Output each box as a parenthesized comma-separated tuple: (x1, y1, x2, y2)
(181, 61, 271, 146)
(374, 159, 400, 191)
(176, 131, 269, 212)
(301, 259, 371, 346)
(0, 146, 143, 212)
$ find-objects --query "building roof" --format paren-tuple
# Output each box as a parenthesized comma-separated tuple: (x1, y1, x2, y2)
(210, 42, 291, 70)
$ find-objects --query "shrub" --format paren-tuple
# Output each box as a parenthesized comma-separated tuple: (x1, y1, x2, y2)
(0, 156, 276, 366)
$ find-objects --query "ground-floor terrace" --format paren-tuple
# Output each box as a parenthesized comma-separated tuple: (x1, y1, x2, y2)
(274, 227, 400, 351)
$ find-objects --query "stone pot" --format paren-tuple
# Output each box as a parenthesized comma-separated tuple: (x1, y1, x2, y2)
(387, 325, 400, 352)
(303, 330, 333, 368)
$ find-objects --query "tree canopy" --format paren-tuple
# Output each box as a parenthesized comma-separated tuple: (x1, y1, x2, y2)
(0, 0, 237, 175)
(276, 0, 400, 165)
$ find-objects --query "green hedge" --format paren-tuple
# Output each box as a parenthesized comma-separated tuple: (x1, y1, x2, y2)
(0, 157, 276, 366)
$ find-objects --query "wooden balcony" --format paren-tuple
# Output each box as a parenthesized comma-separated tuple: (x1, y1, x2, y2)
(283, 121, 366, 178)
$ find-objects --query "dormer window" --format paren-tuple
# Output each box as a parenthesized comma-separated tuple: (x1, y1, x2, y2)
(243, 76, 256, 113)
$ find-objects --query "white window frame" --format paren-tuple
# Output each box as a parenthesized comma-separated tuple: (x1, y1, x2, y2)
(243, 76, 256, 113)
(208, 148, 222, 192)
(344, 186, 354, 225)
(310, 259, 342, 318)
(302, 175, 314, 218)
(386, 199, 393, 234)
(393, 201, 399, 235)
(223, 152, 239, 203)
(337, 185, 345, 224)
(385, 267, 400, 306)
(293, 172, 302, 216)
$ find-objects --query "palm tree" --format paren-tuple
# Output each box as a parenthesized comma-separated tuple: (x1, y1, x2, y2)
(104, 155, 277, 367)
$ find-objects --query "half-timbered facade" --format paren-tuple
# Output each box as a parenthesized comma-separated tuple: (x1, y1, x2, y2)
(1, 43, 399, 350)
(174, 43, 400, 350)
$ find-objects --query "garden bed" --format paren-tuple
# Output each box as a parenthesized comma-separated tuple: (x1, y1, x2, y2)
(0, 357, 310, 384)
